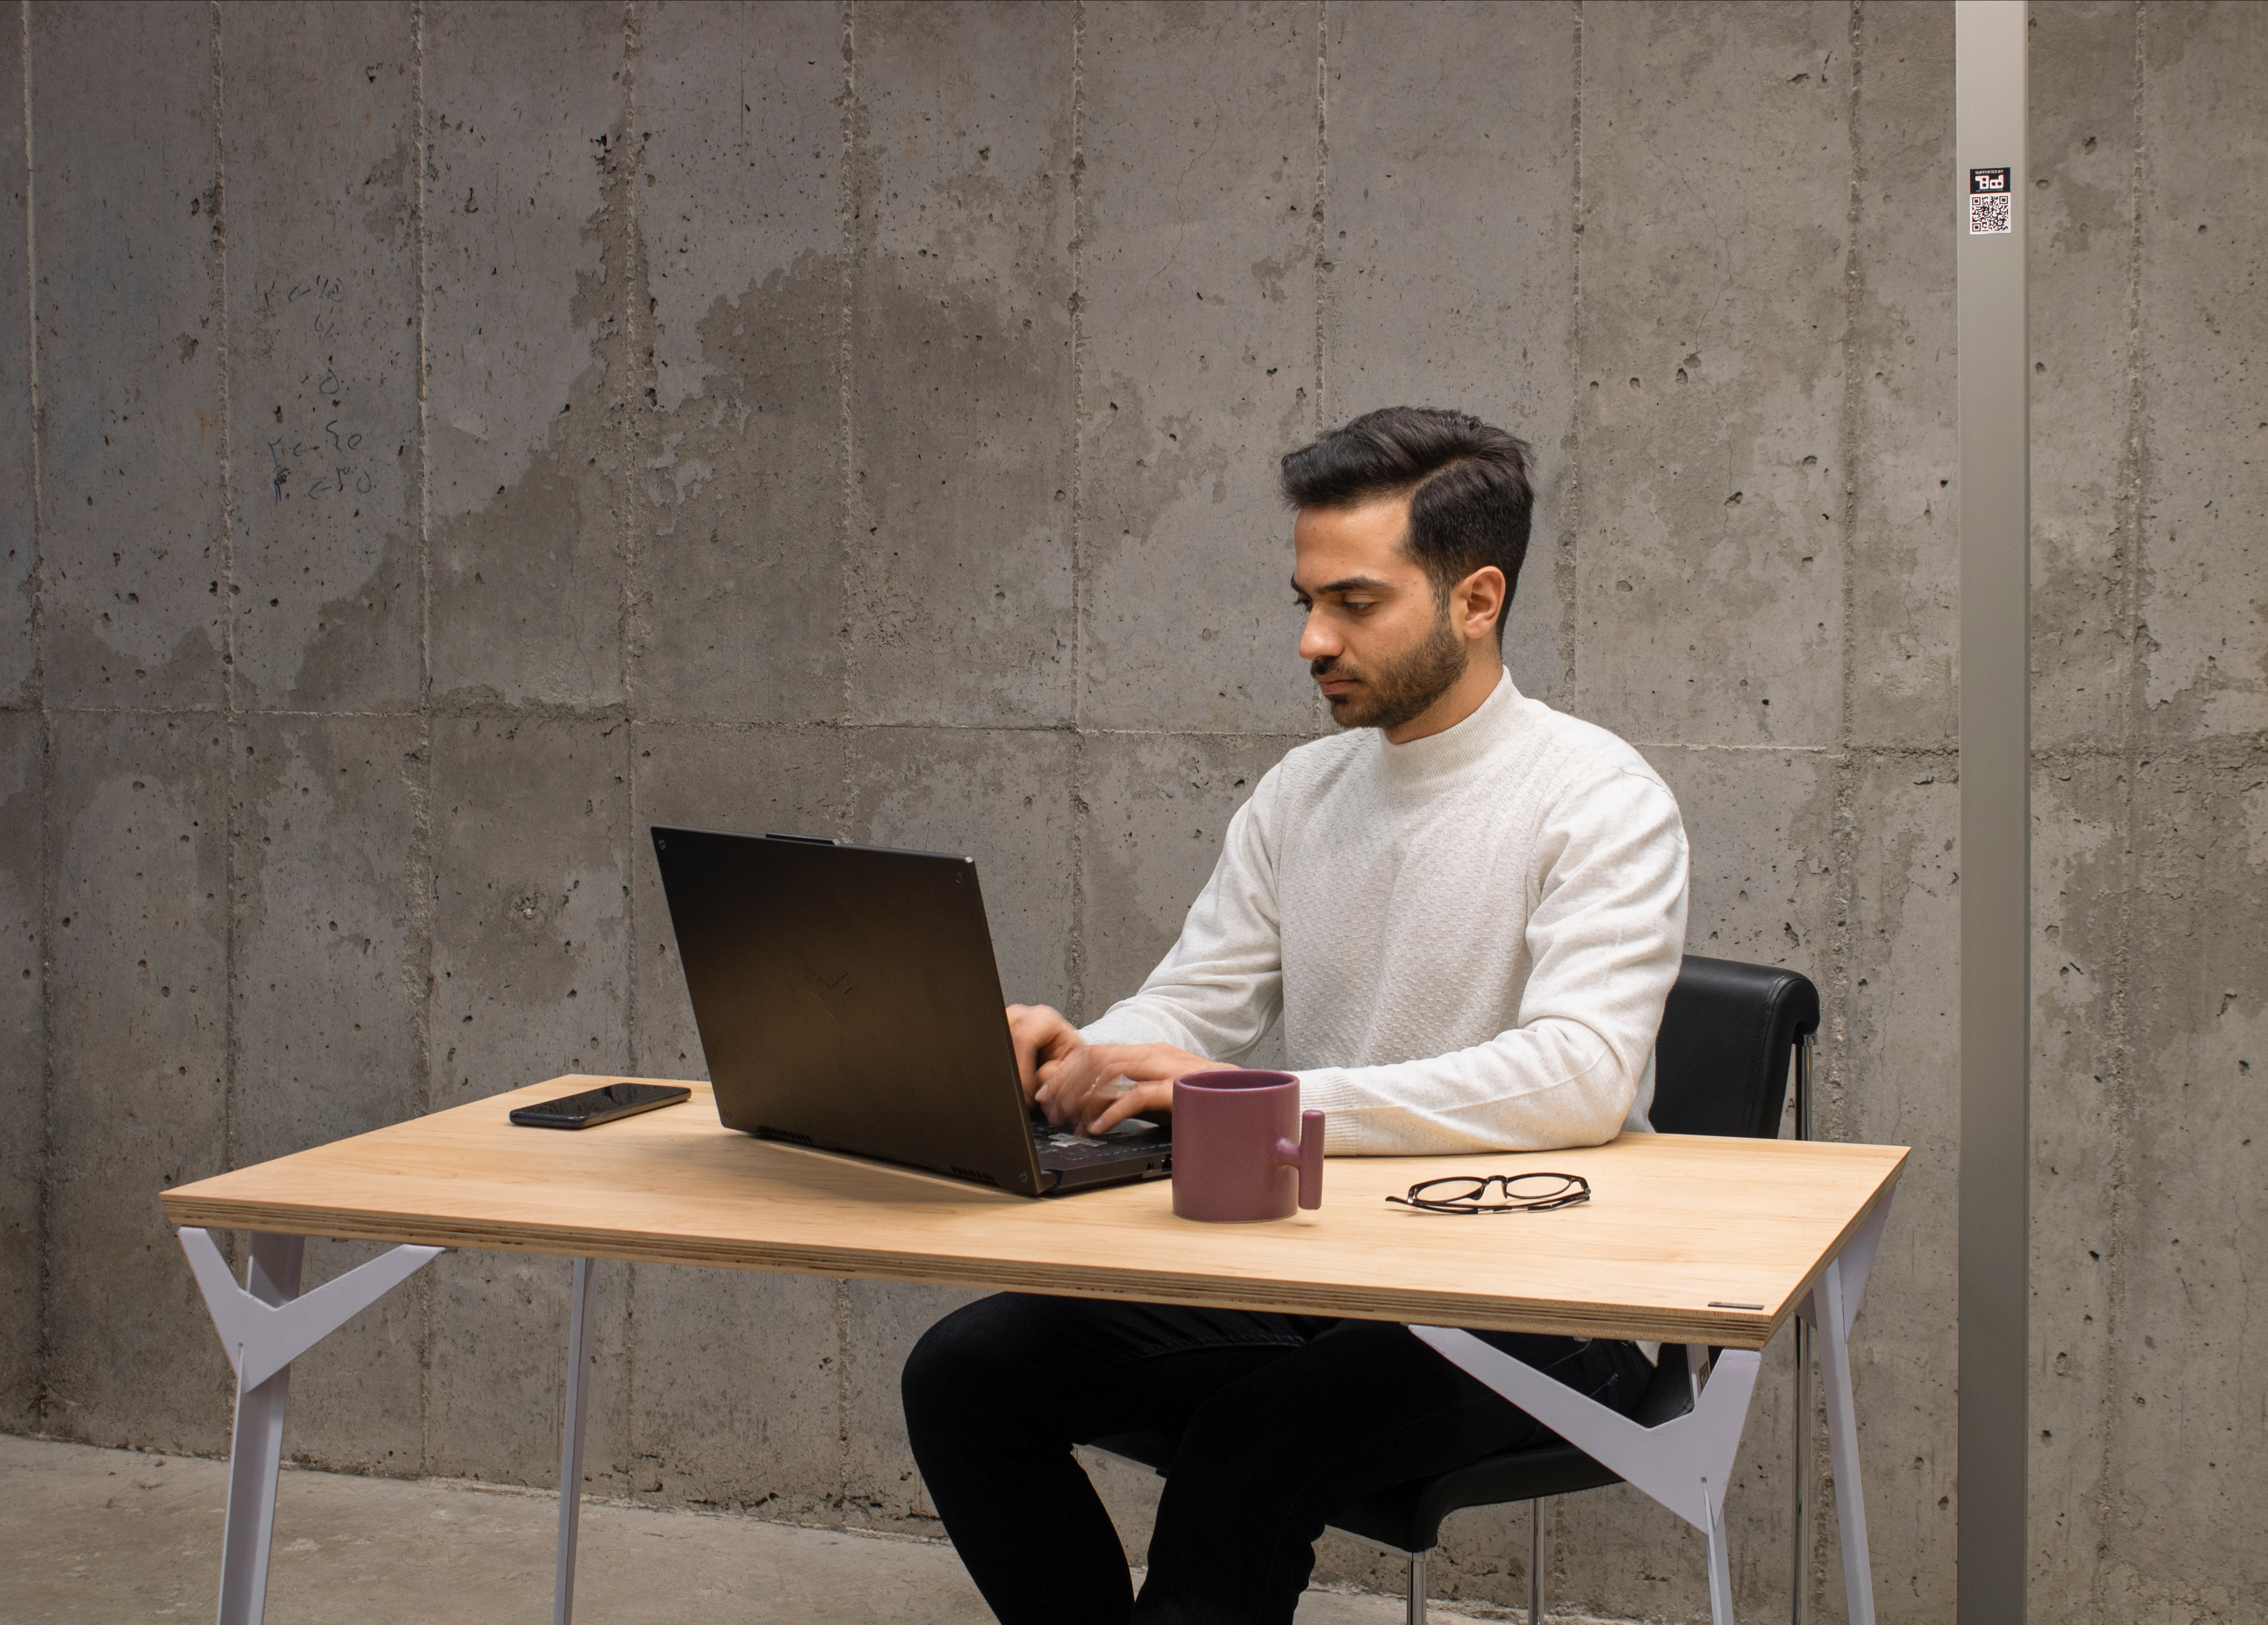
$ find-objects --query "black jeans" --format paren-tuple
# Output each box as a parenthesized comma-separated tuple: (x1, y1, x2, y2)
(900, 1294, 1652, 1625)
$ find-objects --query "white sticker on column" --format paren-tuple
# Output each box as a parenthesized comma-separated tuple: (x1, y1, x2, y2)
(1968, 167, 2013, 235)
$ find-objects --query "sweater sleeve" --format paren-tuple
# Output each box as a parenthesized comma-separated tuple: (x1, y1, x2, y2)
(1076, 767, 1286, 1062)
(1297, 764, 1689, 1154)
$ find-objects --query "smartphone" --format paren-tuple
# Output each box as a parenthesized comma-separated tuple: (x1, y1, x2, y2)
(509, 1081, 691, 1130)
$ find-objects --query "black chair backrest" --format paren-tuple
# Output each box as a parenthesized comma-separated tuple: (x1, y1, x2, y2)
(1650, 955, 1820, 1139)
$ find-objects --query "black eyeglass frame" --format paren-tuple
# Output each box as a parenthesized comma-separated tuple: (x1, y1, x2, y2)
(1384, 1171, 1592, 1214)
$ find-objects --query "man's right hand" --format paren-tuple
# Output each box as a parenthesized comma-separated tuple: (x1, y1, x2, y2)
(1005, 1004, 1085, 1109)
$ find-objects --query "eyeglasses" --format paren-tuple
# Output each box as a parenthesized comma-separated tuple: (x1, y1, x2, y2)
(1385, 1172, 1591, 1214)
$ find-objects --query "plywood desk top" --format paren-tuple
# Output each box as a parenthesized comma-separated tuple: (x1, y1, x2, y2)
(162, 1077, 1908, 1351)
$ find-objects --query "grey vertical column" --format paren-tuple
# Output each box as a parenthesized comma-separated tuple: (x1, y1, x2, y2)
(1954, 5, 2028, 1623)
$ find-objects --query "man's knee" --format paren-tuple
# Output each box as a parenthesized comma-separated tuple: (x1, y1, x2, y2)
(902, 1291, 1083, 1427)
(902, 1295, 1008, 1422)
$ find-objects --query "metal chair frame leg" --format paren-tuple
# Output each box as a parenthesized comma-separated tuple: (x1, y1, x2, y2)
(1530, 1496, 1543, 1624)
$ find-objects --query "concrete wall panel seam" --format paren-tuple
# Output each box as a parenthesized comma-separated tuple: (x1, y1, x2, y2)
(2084, 3, 2137, 1604)
(617, 0, 647, 1519)
(1569, 0, 1588, 693)
(2084, 1, 2138, 1611)
(1823, 0, 1864, 1604)
(20, 0, 52, 1438)
(7, 0, 32, 714)
(1068, 0, 1089, 1020)
(835, 0, 856, 737)
(209, 0, 239, 1188)
(409, 0, 436, 1484)
(1309, 0, 1327, 431)
(834, 0, 857, 1524)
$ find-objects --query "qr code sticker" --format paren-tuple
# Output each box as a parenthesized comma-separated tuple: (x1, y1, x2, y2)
(1969, 192, 2012, 235)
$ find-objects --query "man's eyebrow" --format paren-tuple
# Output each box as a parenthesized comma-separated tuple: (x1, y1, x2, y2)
(1291, 574, 1397, 597)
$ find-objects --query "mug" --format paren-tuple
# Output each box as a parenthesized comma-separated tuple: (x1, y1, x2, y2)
(1170, 1069, 1325, 1222)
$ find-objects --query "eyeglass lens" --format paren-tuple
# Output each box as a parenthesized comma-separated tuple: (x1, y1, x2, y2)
(1395, 1172, 1588, 1210)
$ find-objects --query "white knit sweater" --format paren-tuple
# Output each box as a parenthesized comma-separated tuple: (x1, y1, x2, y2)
(1082, 670, 1689, 1157)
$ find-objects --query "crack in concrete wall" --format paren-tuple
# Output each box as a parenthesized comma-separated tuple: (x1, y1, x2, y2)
(1, 3, 2262, 1622)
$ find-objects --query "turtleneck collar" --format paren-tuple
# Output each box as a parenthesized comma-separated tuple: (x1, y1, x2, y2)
(1369, 667, 1532, 792)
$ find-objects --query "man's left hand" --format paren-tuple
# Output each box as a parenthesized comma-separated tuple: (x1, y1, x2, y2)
(1036, 1041, 1216, 1134)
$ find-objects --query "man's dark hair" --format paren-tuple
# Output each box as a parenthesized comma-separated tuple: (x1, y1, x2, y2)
(1278, 406, 1534, 637)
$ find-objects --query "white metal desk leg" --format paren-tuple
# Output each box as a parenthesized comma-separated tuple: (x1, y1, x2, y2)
(1411, 1328, 1761, 1625)
(555, 1257, 597, 1625)
(179, 1227, 446, 1625)
(217, 1234, 302, 1625)
(1817, 1255, 1876, 1625)
(1706, 1478, 1736, 1625)
(1792, 1315, 1809, 1625)
(1790, 1029, 1814, 1625)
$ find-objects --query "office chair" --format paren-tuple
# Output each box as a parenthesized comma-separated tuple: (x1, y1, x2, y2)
(1089, 954, 1821, 1624)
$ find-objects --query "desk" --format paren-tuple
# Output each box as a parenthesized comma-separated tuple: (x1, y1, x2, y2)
(164, 1077, 1907, 1625)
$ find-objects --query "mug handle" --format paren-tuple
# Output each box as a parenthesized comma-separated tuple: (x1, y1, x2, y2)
(1275, 1110, 1325, 1211)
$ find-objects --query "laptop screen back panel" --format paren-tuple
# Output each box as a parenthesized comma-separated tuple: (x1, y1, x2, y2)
(652, 827, 1048, 1195)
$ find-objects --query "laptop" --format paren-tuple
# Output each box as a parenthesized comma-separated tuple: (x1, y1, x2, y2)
(650, 825, 1173, 1196)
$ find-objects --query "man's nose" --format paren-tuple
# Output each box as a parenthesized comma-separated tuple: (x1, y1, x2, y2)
(1299, 607, 1338, 661)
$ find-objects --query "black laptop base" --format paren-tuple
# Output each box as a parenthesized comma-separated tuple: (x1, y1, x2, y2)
(1031, 1114, 1173, 1191)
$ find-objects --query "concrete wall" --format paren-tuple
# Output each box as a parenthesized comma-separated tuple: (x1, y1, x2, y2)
(2, 3, 2259, 1621)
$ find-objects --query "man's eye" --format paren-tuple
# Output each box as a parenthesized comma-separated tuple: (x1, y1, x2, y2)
(1343, 599, 1376, 612)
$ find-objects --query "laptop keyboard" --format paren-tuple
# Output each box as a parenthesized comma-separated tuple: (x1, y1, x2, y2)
(1031, 1117, 1170, 1169)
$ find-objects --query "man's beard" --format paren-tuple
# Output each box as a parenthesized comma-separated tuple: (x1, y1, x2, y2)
(1313, 608, 1469, 732)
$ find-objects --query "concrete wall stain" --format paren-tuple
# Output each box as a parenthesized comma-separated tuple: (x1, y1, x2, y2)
(632, 253, 845, 722)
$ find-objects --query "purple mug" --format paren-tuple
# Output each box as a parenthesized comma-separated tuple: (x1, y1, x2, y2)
(1170, 1070, 1325, 1222)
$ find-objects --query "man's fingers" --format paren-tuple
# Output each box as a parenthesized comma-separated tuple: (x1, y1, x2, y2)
(1004, 1004, 1039, 1095)
(1007, 1003, 1082, 1101)
(1008, 1025, 1036, 1098)
(1039, 1049, 1100, 1125)
(1081, 1095, 1133, 1134)
(1083, 1080, 1173, 1136)
(1036, 1036, 1207, 1127)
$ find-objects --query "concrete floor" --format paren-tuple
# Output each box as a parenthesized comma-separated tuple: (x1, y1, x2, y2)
(0, 1434, 1525, 1623)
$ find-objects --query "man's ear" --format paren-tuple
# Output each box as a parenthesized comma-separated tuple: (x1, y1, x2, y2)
(1454, 565, 1507, 641)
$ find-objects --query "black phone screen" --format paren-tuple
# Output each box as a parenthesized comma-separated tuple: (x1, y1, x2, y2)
(509, 1081, 691, 1130)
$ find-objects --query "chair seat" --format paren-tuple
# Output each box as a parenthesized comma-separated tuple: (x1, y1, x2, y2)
(1086, 1343, 1699, 1557)
(1330, 1439, 1628, 1554)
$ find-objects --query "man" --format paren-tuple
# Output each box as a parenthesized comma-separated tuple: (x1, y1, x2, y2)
(900, 407, 1689, 1625)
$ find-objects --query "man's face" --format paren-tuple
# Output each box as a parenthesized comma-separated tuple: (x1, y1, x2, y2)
(1291, 494, 1469, 732)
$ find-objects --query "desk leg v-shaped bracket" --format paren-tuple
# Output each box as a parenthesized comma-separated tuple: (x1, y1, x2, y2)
(1413, 1190, 1893, 1625)
(179, 1228, 444, 1625)
(1410, 1326, 1761, 1625)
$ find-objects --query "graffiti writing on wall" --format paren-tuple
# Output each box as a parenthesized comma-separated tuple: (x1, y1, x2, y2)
(262, 274, 376, 506)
